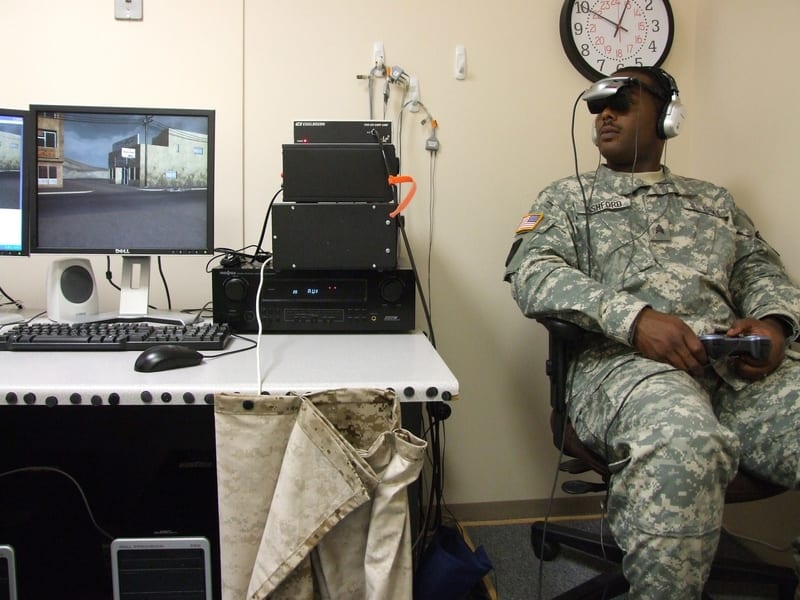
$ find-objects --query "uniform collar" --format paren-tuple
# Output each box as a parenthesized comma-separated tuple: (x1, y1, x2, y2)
(593, 164, 690, 197)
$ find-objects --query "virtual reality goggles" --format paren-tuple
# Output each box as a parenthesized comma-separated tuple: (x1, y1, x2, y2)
(581, 76, 667, 114)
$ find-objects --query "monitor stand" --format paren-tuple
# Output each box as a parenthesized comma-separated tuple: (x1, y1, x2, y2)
(73, 256, 197, 326)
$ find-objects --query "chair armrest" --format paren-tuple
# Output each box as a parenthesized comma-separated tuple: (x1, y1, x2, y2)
(537, 317, 585, 343)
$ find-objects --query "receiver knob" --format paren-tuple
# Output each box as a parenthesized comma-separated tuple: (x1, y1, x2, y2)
(379, 276, 405, 303)
(224, 277, 249, 302)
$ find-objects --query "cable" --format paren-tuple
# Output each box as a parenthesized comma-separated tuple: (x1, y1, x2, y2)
(252, 187, 283, 262)
(0, 466, 115, 541)
(721, 524, 794, 553)
(203, 333, 258, 360)
(427, 151, 437, 318)
(156, 256, 172, 310)
(0, 284, 23, 310)
(398, 216, 436, 348)
(255, 257, 269, 393)
(571, 91, 595, 278)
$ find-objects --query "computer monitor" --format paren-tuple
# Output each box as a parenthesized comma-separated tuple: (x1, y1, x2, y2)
(0, 109, 29, 326)
(28, 104, 215, 323)
(0, 109, 28, 258)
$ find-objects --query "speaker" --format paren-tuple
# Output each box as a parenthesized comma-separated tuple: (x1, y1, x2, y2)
(111, 537, 212, 600)
(46, 258, 99, 322)
(0, 545, 17, 600)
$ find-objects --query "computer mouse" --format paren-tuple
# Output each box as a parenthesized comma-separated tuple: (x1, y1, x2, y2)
(134, 344, 204, 372)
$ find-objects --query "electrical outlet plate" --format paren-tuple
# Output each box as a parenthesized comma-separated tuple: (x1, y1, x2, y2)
(115, 0, 143, 21)
(455, 45, 466, 80)
(408, 77, 420, 113)
(373, 41, 385, 67)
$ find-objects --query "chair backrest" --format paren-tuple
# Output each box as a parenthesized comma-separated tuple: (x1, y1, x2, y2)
(537, 317, 585, 449)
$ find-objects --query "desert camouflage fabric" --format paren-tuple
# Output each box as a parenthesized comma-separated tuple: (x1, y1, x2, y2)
(214, 388, 426, 600)
(505, 165, 800, 598)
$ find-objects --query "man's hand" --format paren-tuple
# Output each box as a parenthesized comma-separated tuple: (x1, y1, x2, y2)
(632, 308, 707, 375)
(725, 317, 786, 380)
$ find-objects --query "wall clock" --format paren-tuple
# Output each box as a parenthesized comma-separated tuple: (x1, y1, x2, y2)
(560, 0, 674, 81)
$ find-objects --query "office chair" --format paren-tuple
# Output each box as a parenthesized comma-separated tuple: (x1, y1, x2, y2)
(531, 317, 798, 599)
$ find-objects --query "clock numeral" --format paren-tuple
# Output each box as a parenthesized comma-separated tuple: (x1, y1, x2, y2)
(581, 43, 591, 57)
(648, 40, 658, 52)
(652, 19, 661, 32)
(645, 0, 654, 9)
(573, 22, 583, 36)
(575, 1, 591, 14)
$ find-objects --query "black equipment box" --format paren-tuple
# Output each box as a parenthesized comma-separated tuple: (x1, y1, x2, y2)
(212, 266, 415, 333)
(281, 143, 398, 203)
(293, 120, 391, 144)
(272, 202, 398, 271)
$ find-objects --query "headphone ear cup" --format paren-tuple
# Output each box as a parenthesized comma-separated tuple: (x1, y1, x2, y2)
(658, 97, 686, 139)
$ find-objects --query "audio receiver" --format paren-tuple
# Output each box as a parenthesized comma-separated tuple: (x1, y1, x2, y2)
(212, 267, 415, 333)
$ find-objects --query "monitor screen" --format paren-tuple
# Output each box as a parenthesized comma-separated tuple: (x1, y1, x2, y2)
(28, 104, 214, 255)
(0, 109, 29, 256)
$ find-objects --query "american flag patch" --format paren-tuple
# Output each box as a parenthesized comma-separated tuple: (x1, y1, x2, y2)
(516, 213, 543, 234)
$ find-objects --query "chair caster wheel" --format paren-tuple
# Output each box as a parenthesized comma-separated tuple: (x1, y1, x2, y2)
(531, 524, 560, 561)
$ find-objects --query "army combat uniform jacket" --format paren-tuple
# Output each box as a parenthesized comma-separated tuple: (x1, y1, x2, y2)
(505, 164, 800, 391)
(505, 165, 800, 598)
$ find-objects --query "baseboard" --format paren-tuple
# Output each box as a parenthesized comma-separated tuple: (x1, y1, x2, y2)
(448, 495, 605, 524)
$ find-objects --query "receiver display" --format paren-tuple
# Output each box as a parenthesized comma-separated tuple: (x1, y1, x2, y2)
(263, 279, 367, 302)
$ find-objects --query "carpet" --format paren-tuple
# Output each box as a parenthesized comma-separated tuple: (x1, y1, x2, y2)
(462, 517, 795, 599)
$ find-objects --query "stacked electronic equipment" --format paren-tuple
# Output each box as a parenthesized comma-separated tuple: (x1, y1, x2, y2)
(212, 120, 416, 333)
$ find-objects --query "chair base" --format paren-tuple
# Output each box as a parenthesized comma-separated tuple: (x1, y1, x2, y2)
(531, 520, 798, 600)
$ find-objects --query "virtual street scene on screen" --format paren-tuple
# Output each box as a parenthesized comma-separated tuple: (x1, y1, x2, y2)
(0, 115, 24, 252)
(35, 110, 210, 251)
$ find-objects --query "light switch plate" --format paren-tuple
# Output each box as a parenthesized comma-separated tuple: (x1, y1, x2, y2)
(115, 0, 143, 20)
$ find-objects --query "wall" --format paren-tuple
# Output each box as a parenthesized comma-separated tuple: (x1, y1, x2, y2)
(1, 2, 798, 529)
(0, 0, 244, 313)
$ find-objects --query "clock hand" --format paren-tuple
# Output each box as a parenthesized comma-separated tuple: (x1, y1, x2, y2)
(589, 9, 630, 33)
(614, 1, 630, 38)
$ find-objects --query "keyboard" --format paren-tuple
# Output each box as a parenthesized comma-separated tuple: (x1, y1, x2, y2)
(0, 321, 233, 351)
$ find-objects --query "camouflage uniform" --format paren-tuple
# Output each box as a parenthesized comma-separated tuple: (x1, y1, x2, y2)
(505, 165, 800, 598)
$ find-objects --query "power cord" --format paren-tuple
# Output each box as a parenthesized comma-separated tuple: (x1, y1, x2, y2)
(0, 466, 115, 541)
(0, 284, 23, 310)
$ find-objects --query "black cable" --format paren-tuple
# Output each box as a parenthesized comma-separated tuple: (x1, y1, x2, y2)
(571, 91, 594, 278)
(0, 466, 115, 541)
(398, 217, 436, 348)
(0, 284, 23, 309)
(156, 256, 172, 310)
(252, 187, 283, 262)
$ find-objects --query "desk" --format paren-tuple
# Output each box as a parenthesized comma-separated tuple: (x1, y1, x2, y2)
(0, 331, 458, 406)
(0, 331, 458, 599)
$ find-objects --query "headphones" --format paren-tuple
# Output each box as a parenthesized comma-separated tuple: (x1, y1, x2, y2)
(654, 68, 686, 139)
(587, 68, 686, 142)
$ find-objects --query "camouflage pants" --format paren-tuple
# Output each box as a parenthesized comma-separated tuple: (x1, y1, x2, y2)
(214, 388, 426, 600)
(568, 352, 800, 599)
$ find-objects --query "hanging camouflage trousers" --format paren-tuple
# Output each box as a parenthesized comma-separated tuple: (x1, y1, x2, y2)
(214, 388, 426, 600)
(568, 350, 800, 599)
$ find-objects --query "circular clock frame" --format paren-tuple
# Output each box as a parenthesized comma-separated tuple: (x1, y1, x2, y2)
(560, 0, 674, 81)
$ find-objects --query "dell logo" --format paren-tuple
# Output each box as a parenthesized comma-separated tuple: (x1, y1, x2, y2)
(115, 248, 131, 254)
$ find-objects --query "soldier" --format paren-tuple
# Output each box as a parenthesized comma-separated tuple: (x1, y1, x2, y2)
(504, 67, 800, 598)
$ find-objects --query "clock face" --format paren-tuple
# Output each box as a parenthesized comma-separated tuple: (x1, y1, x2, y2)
(560, 0, 674, 81)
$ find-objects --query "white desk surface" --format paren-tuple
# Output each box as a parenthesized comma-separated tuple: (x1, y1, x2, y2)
(0, 331, 458, 406)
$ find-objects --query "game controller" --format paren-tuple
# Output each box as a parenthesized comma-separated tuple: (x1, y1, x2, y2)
(699, 334, 772, 361)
